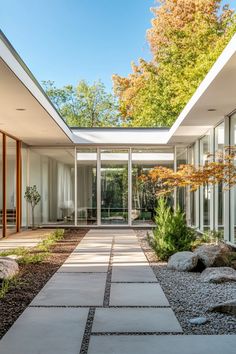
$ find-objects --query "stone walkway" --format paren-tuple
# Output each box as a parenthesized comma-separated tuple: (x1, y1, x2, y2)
(0, 229, 235, 353)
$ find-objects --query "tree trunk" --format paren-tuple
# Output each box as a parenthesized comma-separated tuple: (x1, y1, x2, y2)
(32, 206, 35, 229)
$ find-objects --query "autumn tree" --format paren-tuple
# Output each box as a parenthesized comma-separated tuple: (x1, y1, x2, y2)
(43, 80, 121, 127)
(113, 0, 236, 127)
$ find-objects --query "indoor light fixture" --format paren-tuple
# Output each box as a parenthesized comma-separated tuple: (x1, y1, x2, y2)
(207, 108, 216, 112)
(16, 108, 26, 111)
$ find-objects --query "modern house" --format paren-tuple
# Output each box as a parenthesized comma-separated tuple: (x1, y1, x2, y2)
(1, 30, 236, 245)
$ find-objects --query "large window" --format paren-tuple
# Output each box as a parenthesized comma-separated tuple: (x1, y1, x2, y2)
(29, 148, 75, 226)
(0, 133, 2, 237)
(199, 133, 211, 230)
(214, 122, 224, 231)
(77, 149, 97, 225)
(230, 114, 236, 243)
(101, 149, 128, 225)
(132, 148, 174, 225)
(176, 147, 187, 212)
(6, 136, 17, 235)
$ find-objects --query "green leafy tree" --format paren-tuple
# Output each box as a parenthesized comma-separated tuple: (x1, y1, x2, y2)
(113, 0, 236, 127)
(42, 80, 121, 127)
(24, 185, 41, 229)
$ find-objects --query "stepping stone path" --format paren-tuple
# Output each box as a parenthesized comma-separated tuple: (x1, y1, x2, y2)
(0, 229, 235, 354)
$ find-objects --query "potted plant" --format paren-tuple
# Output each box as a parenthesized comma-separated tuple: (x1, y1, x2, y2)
(24, 185, 41, 229)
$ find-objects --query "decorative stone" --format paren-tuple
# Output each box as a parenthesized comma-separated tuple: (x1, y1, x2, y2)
(200, 267, 236, 283)
(209, 299, 236, 315)
(194, 243, 231, 268)
(0, 257, 19, 280)
(167, 251, 198, 272)
(189, 317, 208, 325)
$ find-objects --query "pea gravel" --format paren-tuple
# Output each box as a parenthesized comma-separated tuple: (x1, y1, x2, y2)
(136, 229, 236, 335)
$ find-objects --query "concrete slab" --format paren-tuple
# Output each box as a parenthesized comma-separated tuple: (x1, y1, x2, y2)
(112, 264, 157, 282)
(112, 252, 148, 263)
(88, 335, 236, 354)
(0, 307, 88, 354)
(110, 283, 169, 306)
(30, 273, 106, 306)
(92, 308, 182, 333)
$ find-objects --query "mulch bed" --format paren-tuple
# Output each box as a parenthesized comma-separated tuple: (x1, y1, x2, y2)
(0, 228, 87, 339)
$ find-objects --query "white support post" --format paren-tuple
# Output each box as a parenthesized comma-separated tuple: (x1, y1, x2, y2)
(74, 146, 77, 226)
(128, 148, 132, 226)
(173, 146, 177, 211)
(97, 148, 101, 226)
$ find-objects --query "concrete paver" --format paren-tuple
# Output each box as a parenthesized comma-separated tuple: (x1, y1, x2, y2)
(92, 308, 182, 333)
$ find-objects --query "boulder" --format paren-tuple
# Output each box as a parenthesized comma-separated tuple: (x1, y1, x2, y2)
(200, 267, 236, 283)
(194, 243, 231, 268)
(167, 251, 198, 272)
(0, 257, 19, 280)
(209, 299, 236, 316)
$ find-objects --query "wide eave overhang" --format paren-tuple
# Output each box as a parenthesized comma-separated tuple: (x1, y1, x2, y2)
(167, 33, 236, 145)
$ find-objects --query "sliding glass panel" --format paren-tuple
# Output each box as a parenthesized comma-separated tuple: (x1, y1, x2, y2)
(176, 147, 187, 212)
(199, 133, 211, 231)
(21, 144, 28, 227)
(0, 133, 2, 238)
(132, 148, 174, 225)
(230, 114, 236, 243)
(6, 136, 17, 235)
(188, 144, 196, 226)
(214, 122, 224, 232)
(77, 149, 97, 225)
(30, 148, 75, 226)
(101, 149, 128, 225)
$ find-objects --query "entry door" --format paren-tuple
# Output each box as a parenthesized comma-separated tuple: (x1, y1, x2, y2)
(100, 149, 128, 225)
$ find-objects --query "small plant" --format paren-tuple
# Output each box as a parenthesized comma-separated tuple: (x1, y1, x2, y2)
(0, 277, 18, 299)
(24, 185, 41, 229)
(150, 197, 196, 260)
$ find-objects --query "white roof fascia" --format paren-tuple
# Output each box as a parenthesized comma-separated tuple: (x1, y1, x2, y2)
(0, 33, 74, 143)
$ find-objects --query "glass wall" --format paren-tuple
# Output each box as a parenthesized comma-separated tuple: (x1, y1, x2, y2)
(214, 122, 224, 231)
(230, 114, 236, 243)
(199, 133, 211, 230)
(6, 136, 17, 235)
(29, 148, 75, 226)
(188, 144, 197, 227)
(77, 149, 97, 225)
(176, 147, 187, 211)
(0, 133, 2, 237)
(101, 149, 128, 224)
(132, 148, 174, 225)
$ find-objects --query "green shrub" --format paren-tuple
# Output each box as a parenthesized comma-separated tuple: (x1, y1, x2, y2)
(151, 197, 196, 260)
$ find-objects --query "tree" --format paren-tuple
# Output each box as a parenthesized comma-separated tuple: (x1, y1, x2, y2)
(42, 80, 121, 127)
(141, 147, 236, 196)
(113, 0, 236, 127)
(24, 185, 41, 229)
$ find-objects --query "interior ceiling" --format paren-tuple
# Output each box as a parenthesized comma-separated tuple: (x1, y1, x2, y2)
(169, 48, 236, 144)
(0, 58, 72, 146)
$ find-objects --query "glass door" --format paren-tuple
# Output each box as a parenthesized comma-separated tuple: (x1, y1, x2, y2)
(101, 149, 128, 225)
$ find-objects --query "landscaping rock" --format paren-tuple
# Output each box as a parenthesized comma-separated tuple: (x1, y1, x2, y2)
(209, 299, 236, 316)
(167, 251, 198, 272)
(0, 257, 19, 280)
(194, 243, 231, 268)
(189, 317, 208, 325)
(200, 267, 236, 283)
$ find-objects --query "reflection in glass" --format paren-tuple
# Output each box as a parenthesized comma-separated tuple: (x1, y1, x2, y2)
(101, 150, 128, 224)
(214, 122, 224, 231)
(6, 136, 17, 235)
(0, 134, 2, 237)
(29, 148, 75, 225)
(200, 133, 211, 230)
(77, 149, 97, 225)
(176, 147, 187, 212)
(230, 114, 236, 243)
(132, 148, 174, 225)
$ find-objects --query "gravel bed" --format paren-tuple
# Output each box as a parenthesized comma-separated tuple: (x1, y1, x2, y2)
(136, 229, 236, 335)
(0, 228, 87, 339)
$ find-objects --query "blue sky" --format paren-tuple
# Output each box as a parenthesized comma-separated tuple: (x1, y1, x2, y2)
(0, 0, 235, 92)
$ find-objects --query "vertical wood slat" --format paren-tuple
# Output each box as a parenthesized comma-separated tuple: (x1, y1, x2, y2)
(2, 134, 6, 237)
(16, 140, 22, 232)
